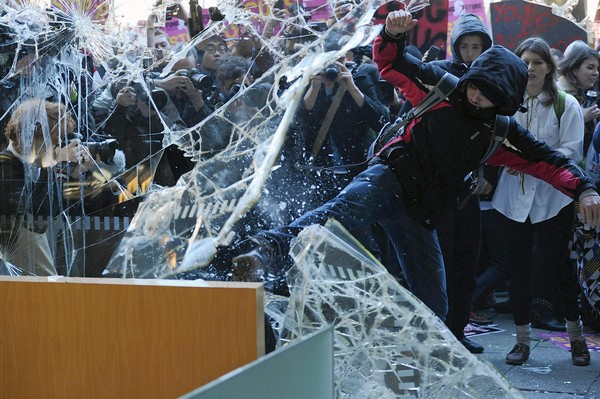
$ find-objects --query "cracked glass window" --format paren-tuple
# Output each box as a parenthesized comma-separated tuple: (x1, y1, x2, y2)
(267, 220, 527, 398)
(0, 1, 545, 396)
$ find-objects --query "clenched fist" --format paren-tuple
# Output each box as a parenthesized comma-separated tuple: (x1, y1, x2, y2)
(385, 10, 418, 37)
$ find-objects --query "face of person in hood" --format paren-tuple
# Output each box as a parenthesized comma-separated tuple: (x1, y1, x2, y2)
(465, 81, 495, 109)
(458, 35, 483, 64)
(573, 57, 599, 91)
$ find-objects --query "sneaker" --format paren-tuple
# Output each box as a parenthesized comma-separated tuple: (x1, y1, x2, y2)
(506, 343, 530, 365)
(570, 339, 591, 366)
(469, 311, 493, 325)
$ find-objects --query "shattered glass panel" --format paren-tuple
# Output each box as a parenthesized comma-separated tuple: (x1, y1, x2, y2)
(266, 219, 526, 398)
(103, 0, 393, 278)
(0, 0, 387, 277)
(0, 0, 439, 278)
(0, 1, 530, 396)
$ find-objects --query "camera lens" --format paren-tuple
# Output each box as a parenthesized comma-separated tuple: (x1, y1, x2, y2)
(324, 64, 340, 81)
(183, 68, 214, 91)
(190, 73, 213, 91)
(86, 139, 118, 165)
(150, 89, 168, 109)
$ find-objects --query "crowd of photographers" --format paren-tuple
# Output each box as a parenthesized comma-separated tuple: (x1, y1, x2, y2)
(0, 0, 401, 276)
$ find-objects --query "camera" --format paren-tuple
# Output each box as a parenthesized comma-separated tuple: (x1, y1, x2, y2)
(137, 87, 169, 110)
(179, 68, 214, 91)
(352, 45, 373, 62)
(323, 64, 340, 81)
(142, 56, 153, 69)
(86, 139, 119, 165)
(165, 4, 179, 21)
(208, 7, 225, 22)
(67, 133, 119, 165)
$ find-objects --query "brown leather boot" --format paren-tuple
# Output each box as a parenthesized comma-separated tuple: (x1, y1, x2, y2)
(506, 343, 530, 365)
(571, 339, 591, 366)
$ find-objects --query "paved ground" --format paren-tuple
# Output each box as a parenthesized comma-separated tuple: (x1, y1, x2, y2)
(470, 294, 600, 398)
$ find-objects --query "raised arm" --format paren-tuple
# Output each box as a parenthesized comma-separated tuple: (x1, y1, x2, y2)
(373, 10, 447, 107)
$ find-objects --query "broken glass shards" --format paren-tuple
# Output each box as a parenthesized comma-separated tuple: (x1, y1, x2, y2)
(272, 219, 527, 398)
(103, 0, 389, 278)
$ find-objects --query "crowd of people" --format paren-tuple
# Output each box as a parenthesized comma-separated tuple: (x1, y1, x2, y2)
(2, 0, 600, 369)
(231, 8, 600, 368)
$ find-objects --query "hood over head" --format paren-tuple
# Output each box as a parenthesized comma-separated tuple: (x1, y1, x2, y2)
(460, 45, 528, 116)
(450, 13, 493, 65)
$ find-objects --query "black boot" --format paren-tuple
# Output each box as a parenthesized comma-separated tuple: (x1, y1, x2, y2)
(531, 298, 565, 332)
(231, 237, 290, 296)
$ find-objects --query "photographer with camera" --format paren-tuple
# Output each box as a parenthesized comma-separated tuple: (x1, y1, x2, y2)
(154, 67, 214, 128)
(258, 55, 387, 230)
(0, 99, 119, 276)
(301, 58, 387, 176)
(97, 81, 187, 186)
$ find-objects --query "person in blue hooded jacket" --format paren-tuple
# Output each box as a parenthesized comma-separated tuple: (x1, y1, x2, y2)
(429, 13, 492, 74)
(231, 11, 600, 351)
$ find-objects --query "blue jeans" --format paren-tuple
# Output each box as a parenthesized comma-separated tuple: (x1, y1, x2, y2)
(260, 163, 448, 319)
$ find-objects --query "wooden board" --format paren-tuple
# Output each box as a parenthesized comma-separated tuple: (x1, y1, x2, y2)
(0, 277, 264, 398)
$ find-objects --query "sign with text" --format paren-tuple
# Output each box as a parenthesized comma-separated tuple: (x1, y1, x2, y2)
(446, 0, 488, 59)
(407, 0, 449, 58)
(490, 0, 587, 52)
(163, 17, 191, 45)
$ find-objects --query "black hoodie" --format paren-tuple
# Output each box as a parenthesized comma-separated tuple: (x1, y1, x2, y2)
(373, 29, 594, 225)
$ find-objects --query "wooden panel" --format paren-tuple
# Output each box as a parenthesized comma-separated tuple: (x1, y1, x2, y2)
(0, 277, 264, 398)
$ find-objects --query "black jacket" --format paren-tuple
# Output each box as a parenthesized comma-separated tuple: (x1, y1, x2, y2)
(373, 29, 595, 225)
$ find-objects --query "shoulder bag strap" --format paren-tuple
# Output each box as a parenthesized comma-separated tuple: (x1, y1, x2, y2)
(310, 85, 347, 163)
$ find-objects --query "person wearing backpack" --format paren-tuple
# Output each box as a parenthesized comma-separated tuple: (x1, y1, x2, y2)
(490, 37, 590, 366)
(231, 11, 600, 328)
(557, 41, 600, 154)
(423, 13, 494, 354)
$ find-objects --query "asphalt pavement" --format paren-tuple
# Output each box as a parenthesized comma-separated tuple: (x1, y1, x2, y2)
(469, 292, 600, 398)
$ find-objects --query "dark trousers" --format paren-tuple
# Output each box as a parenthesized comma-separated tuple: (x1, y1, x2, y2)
(472, 209, 510, 307)
(260, 163, 449, 319)
(497, 203, 580, 325)
(436, 195, 481, 339)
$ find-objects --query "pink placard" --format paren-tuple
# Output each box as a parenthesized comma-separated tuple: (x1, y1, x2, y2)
(445, 0, 489, 59)
(200, 0, 331, 39)
(163, 17, 191, 45)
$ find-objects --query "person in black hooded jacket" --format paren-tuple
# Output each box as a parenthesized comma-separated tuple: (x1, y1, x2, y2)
(231, 11, 600, 334)
(422, 13, 494, 354)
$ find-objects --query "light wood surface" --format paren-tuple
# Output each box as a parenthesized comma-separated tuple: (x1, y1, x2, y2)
(0, 277, 264, 398)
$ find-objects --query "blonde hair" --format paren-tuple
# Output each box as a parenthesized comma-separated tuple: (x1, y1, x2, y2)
(5, 99, 75, 158)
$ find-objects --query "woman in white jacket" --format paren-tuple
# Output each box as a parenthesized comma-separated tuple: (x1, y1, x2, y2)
(492, 37, 590, 366)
